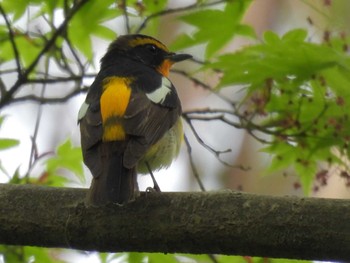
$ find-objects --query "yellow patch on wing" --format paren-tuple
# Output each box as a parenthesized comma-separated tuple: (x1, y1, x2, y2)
(100, 77, 132, 141)
(103, 124, 126, 141)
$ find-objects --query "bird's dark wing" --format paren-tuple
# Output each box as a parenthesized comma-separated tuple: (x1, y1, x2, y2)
(122, 76, 181, 168)
(78, 77, 104, 178)
(79, 74, 181, 172)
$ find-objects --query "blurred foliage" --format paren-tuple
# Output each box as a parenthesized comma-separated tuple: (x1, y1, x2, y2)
(98, 253, 312, 263)
(45, 139, 84, 185)
(207, 28, 350, 194)
(0, 116, 19, 177)
(171, 0, 255, 58)
(0, 245, 65, 263)
(0, 116, 19, 151)
(0, 0, 348, 262)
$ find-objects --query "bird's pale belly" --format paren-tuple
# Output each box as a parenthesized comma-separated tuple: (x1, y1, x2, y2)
(137, 118, 183, 174)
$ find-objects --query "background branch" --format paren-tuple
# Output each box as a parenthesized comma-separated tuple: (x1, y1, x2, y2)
(11, 85, 89, 104)
(0, 0, 89, 109)
(0, 4, 22, 77)
(135, 0, 226, 33)
(120, 0, 131, 34)
(184, 135, 206, 191)
(0, 184, 349, 261)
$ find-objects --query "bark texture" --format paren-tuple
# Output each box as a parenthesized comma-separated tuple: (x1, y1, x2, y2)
(0, 183, 349, 261)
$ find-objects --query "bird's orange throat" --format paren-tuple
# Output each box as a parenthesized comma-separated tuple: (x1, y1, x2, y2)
(157, 59, 173, 77)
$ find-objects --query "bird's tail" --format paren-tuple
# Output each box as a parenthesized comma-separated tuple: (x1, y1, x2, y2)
(85, 143, 138, 206)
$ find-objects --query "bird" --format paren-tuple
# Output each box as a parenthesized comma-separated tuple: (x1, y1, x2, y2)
(78, 34, 192, 206)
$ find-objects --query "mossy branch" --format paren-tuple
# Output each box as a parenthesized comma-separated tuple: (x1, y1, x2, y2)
(0, 183, 349, 261)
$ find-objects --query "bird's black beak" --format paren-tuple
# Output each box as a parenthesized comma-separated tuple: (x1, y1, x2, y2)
(166, 53, 192, 63)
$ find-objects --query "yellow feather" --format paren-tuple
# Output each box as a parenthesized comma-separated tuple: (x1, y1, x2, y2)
(100, 77, 131, 141)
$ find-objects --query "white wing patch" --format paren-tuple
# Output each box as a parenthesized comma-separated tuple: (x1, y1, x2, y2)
(146, 77, 172, 104)
(78, 101, 89, 122)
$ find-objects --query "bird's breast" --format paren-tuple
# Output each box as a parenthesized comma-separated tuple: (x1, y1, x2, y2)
(137, 118, 183, 174)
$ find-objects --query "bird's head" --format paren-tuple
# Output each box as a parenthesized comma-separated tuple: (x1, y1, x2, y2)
(101, 34, 192, 77)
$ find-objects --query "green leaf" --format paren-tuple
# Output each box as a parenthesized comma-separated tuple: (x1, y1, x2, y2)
(141, 0, 168, 14)
(0, 115, 6, 127)
(24, 247, 65, 263)
(68, 0, 120, 60)
(263, 30, 281, 45)
(181, 254, 248, 263)
(203, 28, 350, 194)
(38, 173, 70, 187)
(148, 253, 178, 263)
(41, 0, 64, 16)
(93, 25, 117, 40)
(169, 34, 199, 52)
(235, 24, 257, 38)
(128, 252, 146, 263)
(0, 34, 43, 67)
(270, 259, 312, 263)
(0, 138, 19, 150)
(210, 33, 344, 89)
(9, 167, 22, 184)
(137, 0, 168, 35)
(295, 158, 317, 195)
(2, 0, 29, 21)
(69, 32, 93, 60)
(173, 0, 255, 58)
(99, 252, 125, 263)
(282, 28, 308, 42)
(46, 139, 84, 184)
(0, 246, 65, 263)
(262, 142, 297, 174)
(177, 254, 214, 263)
(0, 160, 9, 177)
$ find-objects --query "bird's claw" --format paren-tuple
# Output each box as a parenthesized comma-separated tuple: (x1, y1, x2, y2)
(146, 186, 161, 193)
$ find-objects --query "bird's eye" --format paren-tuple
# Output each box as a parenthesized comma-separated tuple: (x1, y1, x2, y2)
(145, 44, 158, 53)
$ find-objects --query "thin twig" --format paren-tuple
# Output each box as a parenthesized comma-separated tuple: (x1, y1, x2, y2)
(183, 110, 252, 170)
(0, 0, 89, 109)
(183, 114, 231, 156)
(0, 4, 22, 77)
(11, 86, 89, 104)
(40, 15, 76, 76)
(184, 108, 238, 116)
(121, 0, 131, 34)
(207, 254, 219, 263)
(171, 69, 235, 105)
(135, 0, 227, 34)
(26, 91, 45, 182)
(190, 115, 242, 129)
(0, 79, 6, 95)
(171, 69, 212, 91)
(0, 68, 19, 75)
(64, 36, 86, 75)
(183, 114, 239, 168)
(25, 57, 50, 182)
(184, 135, 206, 191)
(27, 74, 96, 84)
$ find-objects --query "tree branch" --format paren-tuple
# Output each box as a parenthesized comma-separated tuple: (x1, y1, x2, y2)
(0, 4, 22, 77)
(10, 86, 89, 104)
(0, 183, 349, 261)
(0, 0, 89, 109)
(184, 135, 206, 191)
(120, 0, 131, 34)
